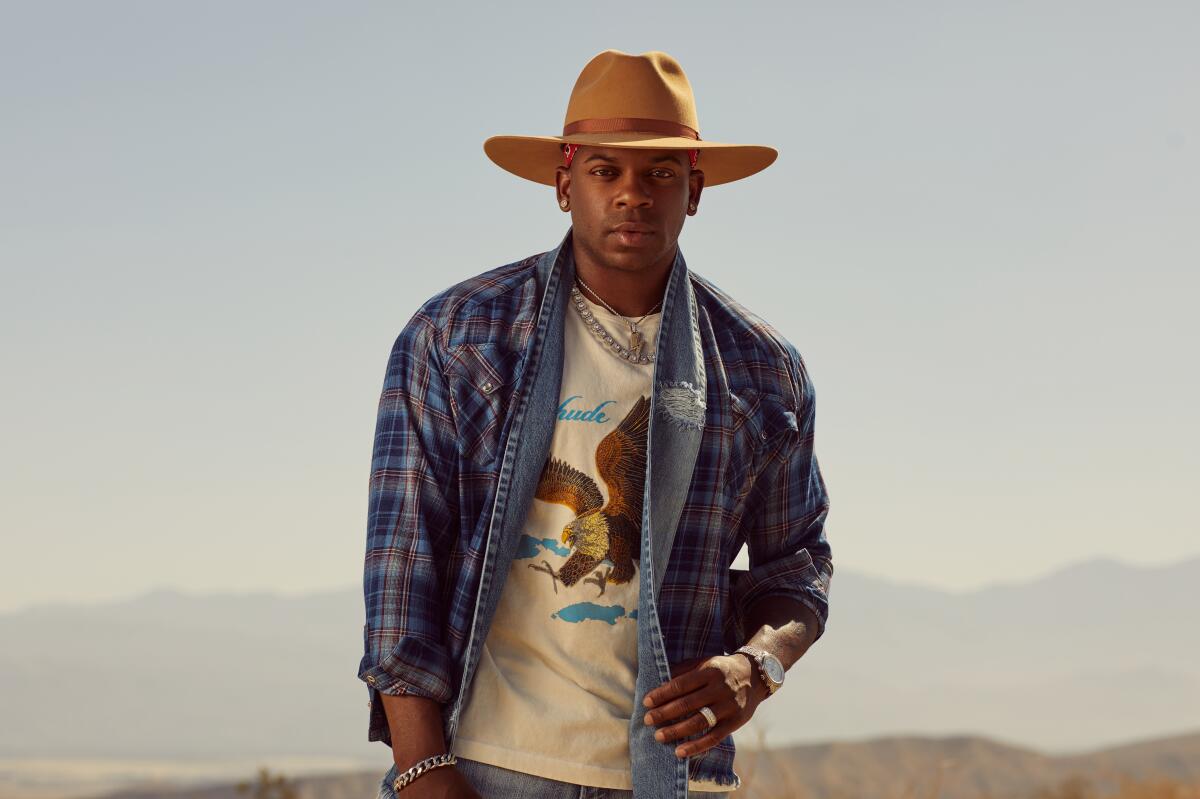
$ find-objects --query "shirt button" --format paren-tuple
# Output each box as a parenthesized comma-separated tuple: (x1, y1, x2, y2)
(760, 430, 768, 440)
(481, 380, 495, 393)
(366, 675, 377, 685)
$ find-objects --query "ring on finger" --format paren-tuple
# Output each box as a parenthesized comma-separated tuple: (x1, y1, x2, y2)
(698, 705, 717, 729)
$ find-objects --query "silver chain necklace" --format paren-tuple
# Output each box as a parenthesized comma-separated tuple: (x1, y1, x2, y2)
(570, 278, 661, 365)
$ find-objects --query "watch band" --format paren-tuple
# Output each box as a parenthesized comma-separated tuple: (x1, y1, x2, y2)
(734, 646, 782, 695)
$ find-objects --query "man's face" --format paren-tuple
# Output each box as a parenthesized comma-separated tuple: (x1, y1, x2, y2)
(554, 146, 704, 274)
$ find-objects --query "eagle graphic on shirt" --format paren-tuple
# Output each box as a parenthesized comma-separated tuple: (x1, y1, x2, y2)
(531, 394, 650, 590)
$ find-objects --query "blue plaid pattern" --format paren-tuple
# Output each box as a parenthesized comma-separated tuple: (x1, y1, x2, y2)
(359, 246, 832, 788)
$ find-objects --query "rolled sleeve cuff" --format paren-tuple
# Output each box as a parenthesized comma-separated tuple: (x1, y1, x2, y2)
(360, 635, 454, 701)
(725, 547, 831, 651)
(359, 635, 455, 746)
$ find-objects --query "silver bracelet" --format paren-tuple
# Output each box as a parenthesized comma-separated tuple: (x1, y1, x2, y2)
(392, 752, 458, 792)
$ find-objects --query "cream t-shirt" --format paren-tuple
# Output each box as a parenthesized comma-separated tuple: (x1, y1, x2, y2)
(453, 293, 733, 792)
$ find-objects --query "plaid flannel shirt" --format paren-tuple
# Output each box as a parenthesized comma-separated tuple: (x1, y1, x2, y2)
(359, 240, 832, 788)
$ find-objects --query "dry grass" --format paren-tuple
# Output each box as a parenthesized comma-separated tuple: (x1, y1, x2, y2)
(1030, 776, 1200, 799)
(234, 766, 298, 799)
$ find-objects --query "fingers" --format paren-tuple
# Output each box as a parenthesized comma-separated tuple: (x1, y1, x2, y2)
(642, 655, 761, 758)
(643, 681, 724, 730)
(672, 709, 740, 758)
(644, 661, 712, 708)
(651, 698, 739, 749)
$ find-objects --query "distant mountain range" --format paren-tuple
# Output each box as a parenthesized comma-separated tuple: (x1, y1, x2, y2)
(755, 555, 1200, 753)
(1, 555, 1196, 765)
(723, 730, 1200, 799)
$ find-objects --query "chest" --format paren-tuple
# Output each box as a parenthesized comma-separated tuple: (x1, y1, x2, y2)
(442, 332, 797, 525)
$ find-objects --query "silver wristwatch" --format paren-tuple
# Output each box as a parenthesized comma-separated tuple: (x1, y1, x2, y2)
(734, 646, 785, 695)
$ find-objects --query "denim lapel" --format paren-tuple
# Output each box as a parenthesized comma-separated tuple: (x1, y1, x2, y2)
(446, 228, 570, 745)
(473, 228, 571, 650)
(644, 246, 706, 599)
(630, 245, 706, 799)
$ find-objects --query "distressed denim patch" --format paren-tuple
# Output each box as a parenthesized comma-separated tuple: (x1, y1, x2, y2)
(655, 379, 706, 431)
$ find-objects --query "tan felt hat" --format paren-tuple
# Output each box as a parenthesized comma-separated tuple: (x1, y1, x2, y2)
(484, 49, 778, 187)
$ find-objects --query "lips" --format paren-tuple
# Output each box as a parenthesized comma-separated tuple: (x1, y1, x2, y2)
(611, 222, 655, 235)
(610, 222, 656, 246)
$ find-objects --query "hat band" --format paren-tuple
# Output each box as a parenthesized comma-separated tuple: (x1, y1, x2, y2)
(563, 117, 700, 140)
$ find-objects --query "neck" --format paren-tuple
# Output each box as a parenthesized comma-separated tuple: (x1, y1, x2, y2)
(571, 241, 674, 318)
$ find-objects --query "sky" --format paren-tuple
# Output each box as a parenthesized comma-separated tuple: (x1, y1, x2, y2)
(1, 1, 1196, 613)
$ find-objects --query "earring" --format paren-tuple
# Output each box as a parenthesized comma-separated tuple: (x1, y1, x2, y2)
(688, 202, 697, 212)
(559, 198, 569, 210)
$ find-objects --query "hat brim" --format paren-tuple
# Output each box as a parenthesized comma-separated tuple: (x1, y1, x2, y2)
(483, 132, 777, 187)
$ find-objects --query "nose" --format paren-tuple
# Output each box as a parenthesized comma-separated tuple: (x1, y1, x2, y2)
(614, 170, 653, 209)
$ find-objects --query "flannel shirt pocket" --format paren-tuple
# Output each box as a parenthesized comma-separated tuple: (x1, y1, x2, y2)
(728, 389, 799, 497)
(444, 343, 526, 466)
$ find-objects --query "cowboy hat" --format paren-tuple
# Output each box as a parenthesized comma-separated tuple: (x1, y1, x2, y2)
(483, 49, 778, 187)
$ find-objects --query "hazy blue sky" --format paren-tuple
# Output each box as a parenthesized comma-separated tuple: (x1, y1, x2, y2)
(1, 1, 1196, 613)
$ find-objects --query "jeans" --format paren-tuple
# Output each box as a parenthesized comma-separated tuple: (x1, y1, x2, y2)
(376, 757, 730, 798)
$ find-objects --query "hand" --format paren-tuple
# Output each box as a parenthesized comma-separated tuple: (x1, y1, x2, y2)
(641, 654, 769, 759)
(392, 764, 483, 799)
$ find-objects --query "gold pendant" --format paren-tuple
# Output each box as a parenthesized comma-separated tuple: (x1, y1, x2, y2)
(629, 327, 644, 357)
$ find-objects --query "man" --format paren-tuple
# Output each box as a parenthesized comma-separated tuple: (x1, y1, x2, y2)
(361, 50, 833, 799)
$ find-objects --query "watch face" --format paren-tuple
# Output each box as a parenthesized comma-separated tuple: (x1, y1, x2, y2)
(763, 654, 785, 684)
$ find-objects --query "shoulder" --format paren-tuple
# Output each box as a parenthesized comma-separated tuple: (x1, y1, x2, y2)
(400, 251, 545, 353)
(689, 270, 815, 411)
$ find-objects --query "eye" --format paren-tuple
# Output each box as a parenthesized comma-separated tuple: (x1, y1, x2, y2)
(652, 169, 675, 178)
(591, 167, 616, 176)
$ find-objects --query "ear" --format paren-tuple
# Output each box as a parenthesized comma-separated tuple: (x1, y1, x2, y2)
(687, 169, 706, 215)
(554, 165, 572, 210)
